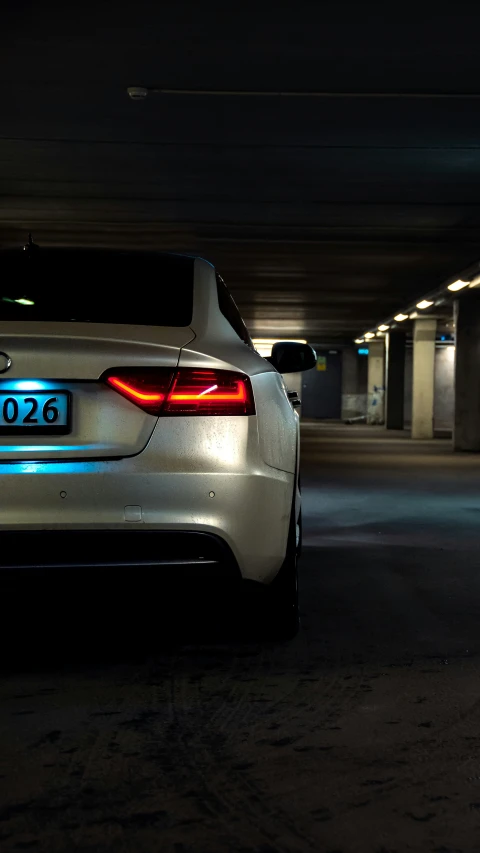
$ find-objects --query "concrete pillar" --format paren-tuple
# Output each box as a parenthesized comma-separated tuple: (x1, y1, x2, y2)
(411, 317, 437, 439)
(367, 339, 385, 425)
(385, 331, 406, 430)
(454, 294, 480, 451)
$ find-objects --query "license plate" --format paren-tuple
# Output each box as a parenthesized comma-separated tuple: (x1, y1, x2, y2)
(0, 391, 71, 435)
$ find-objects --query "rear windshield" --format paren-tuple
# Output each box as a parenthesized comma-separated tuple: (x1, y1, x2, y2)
(0, 250, 194, 326)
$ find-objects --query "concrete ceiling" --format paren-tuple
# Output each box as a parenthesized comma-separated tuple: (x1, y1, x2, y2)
(2, 2, 480, 342)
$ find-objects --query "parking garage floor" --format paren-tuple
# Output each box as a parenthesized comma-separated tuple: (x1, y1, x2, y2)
(2, 423, 480, 853)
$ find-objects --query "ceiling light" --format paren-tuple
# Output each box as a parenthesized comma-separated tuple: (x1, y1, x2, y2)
(409, 312, 419, 319)
(394, 313, 409, 322)
(127, 86, 149, 100)
(364, 332, 375, 339)
(417, 300, 433, 310)
(469, 274, 480, 288)
(448, 279, 470, 292)
(378, 324, 389, 332)
(14, 298, 35, 306)
(354, 338, 364, 344)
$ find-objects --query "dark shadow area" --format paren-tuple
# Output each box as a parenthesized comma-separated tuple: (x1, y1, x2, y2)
(1, 572, 267, 673)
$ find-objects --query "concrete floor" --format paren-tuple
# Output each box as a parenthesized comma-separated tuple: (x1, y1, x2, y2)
(2, 423, 480, 852)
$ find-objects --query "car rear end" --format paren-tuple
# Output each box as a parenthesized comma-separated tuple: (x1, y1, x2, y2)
(0, 248, 295, 592)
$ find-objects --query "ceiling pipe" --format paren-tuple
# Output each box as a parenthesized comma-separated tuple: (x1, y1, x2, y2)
(127, 86, 480, 100)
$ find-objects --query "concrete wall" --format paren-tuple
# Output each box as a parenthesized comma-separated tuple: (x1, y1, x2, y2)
(341, 348, 367, 420)
(301, 350, 342, 418)
(404, 344, 454, 431)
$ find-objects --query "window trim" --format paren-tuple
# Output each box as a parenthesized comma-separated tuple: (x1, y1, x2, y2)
(216, 274, 254, 348)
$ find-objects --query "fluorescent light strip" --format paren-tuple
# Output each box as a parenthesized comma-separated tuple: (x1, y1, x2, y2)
(448, 279, 470, 292)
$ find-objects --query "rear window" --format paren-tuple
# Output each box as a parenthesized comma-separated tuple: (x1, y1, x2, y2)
(0, 249, 194, 326)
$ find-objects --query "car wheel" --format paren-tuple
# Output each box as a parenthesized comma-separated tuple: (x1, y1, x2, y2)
(266, 505, 300, 640)
(296, 507, 303, 557)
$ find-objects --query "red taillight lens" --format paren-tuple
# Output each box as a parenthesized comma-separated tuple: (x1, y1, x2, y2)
(105, 369, 174, 415)
(104, 368, 255, 416)
(165, 369, 255, 415)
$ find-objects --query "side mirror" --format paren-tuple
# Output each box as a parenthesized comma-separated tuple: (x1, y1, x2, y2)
(267, 341, 317, 373)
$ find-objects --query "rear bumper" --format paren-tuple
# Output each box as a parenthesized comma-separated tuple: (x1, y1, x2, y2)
(0, 463, 293, 583)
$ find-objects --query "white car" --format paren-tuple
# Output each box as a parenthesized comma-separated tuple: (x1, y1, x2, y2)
(0, 244, 315, 638)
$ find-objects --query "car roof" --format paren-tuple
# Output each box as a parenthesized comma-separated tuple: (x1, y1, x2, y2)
(0, 246, 213, 266)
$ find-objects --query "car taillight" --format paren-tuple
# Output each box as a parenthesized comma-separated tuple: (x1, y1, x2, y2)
(104, 369, 175, 415)
(165, 369, 255, 415)
(104, 368, 255, 416)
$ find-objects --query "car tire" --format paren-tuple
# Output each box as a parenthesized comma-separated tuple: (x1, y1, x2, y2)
(266, 503, 300, 640)
(296, 507, 303, 557)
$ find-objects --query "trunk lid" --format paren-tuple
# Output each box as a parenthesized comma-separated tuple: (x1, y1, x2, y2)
(0, 323, 195, 460)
